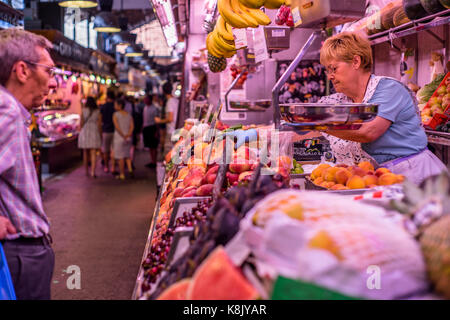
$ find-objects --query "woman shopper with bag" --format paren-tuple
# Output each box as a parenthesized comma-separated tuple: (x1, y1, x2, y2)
(112, 99, 134, 180)
(78, 97, 102, 178)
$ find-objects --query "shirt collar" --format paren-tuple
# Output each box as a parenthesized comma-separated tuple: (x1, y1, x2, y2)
(0, 85, 32, 123)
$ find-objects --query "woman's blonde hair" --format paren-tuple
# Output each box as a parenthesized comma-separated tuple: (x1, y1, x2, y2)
(320, 32, 373, 72)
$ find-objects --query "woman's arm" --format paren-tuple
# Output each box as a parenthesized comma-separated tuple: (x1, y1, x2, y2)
(113, 113, 126, 138)
(80, 110, 84, 128)
(324, 116, 391, 143)
(126, 116, 134, 138)
(97, 113, 102, 136)
(155, 112, 173, 124)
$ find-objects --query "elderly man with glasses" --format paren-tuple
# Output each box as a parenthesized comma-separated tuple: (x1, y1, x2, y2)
(0, 28, 57, 300)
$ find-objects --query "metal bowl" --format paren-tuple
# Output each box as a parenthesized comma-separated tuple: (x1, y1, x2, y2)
(280, 103, 378, 130)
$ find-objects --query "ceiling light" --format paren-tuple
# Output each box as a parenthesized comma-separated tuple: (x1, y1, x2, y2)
(94, 12, 121, 33)
(125, 45, 143, 57)
(58, 1, 98, 8)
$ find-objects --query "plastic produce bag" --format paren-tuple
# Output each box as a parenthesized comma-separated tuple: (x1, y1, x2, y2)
(0, 243, 16, 300)
(240, 190, 429, 299)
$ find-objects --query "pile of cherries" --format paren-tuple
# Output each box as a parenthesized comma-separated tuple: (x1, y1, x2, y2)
(141, 199, 212, 293)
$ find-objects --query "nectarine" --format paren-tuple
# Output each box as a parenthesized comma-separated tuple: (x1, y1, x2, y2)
(335, 168, 352, 185)
(358, 161, 374, 172)
(346, 175, 366, 189)
(375, 167, 390, 177)
(378, 173, 398, 186)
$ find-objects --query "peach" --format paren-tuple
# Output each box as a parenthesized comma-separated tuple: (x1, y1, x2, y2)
(378, 173, 398, 186)
(322, 167, 340, 182)
(311, 164, 331, 180)
(325, 181, 336, 188)
(205, 165, 219, 176)
(335, 163, 349, 168)
(182, 190, 198, 197)
(335, 168, 352, 185)
(367, 184, 378, 188)
(226, 172, 239, 185)
(358, 161, 374, 172)
(238, 171, 253, 182)
(206, 173, 217, 184)
(396, 174, 405, 183)
(330, 184, 345, 190)
(196, 184, 214, 196)
(346, 175, 366, 189)
(320, 181, 329, 188)
(350, 166, 368, 177)
(173, 187, 184, 198)
(183, 169, 204, 187)
(313, 177, 324, 185)
(375, 167, 390, 177)
(363, 175, 378, 186)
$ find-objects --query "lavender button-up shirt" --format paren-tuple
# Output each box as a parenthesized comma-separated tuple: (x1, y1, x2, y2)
(0, 85, 50, 239)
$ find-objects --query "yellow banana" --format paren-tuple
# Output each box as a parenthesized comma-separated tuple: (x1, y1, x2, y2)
(218, 0, 249, 28)
(212, 29, 236, 53)
(230, 0, 259, 28)
(263, 0, 285, 10)
(216, 16, 234, 42)
(237, 2, 271, 25)
(207, 33, 224, 58)
(237, 0, 265, 9)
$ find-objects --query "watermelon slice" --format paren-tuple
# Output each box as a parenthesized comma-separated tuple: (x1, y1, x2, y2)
(187, 246, 259, 300)
(157, 279, 191, 300)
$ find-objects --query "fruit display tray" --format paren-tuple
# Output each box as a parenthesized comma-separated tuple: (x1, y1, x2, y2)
(279, 103, 378, 130)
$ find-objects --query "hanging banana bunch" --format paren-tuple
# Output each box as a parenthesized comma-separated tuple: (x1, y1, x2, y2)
(207, 0, 286, 72)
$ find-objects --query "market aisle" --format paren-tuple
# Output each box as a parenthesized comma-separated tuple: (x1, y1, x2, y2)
(42, 150, 157, 300)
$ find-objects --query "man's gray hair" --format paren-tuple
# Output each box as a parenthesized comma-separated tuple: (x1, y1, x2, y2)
(0, 28, 53, 86)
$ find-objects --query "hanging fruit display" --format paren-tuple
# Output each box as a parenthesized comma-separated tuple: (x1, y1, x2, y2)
(206, 0, 286, 61)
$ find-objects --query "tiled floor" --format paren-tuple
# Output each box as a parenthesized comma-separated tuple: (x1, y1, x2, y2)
(42, 150, 158, 299)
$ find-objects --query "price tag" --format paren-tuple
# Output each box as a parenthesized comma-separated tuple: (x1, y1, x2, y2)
(292, 7, 302, 27)
(253, 26, 269, 64)
(272, 29, 286, 37)
(232, 28, 248, 50)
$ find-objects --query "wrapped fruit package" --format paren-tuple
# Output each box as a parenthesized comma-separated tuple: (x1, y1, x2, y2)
(240, 190, 428, 299)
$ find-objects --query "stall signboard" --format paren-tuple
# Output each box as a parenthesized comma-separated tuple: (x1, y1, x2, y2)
(30, 30, 91, 70)
(30, 30, 116, 78)
(293, 139, 324, 161)
(0, 1, 23, 29)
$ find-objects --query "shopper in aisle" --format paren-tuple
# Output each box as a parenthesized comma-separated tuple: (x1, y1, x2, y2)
(316, 31, 447, 184)
(78, 96, 102, 178)
(100, 89, 116, 173)
(113, 98, 135, 180)
(0, 29, 55, 299)
(129, 96, 144, 166)
(155, 82, 179, 152)
(155, 94, 166, 153)
(142, 95, 160, 168)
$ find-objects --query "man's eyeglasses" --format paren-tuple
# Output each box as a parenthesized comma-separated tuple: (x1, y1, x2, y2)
(24, 61, 57, 77)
